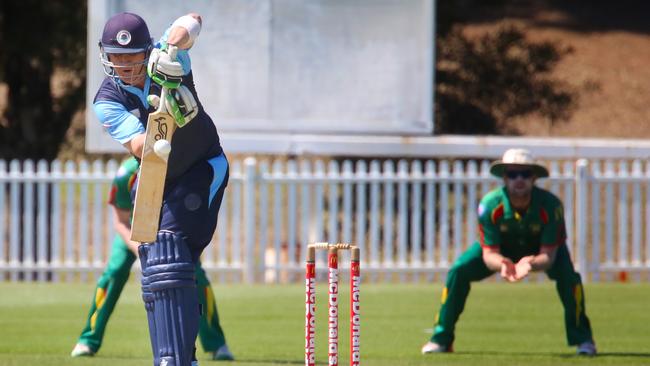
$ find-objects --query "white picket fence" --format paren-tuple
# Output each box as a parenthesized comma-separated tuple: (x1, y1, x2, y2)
(1, 157, 649, 283)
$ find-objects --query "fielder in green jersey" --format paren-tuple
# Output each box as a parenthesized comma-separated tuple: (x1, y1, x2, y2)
(71, 157, 234, 361)
(422, 148, 597, 356)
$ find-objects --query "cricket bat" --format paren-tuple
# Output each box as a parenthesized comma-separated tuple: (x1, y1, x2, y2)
(131, 48, 179, 242)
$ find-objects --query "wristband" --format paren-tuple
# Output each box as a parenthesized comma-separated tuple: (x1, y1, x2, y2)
(172, 15, 201, 43)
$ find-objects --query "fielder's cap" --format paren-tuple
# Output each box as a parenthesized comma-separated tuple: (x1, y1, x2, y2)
(489, 148, 549, 178)
(100, 12, 152, 54)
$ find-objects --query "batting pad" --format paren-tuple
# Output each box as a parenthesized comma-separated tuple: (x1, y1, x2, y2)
(140, 231, 199, 366)
(139, 247, 159, 365)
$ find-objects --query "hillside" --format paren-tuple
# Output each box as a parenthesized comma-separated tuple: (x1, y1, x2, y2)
(460, 1, 650, 139)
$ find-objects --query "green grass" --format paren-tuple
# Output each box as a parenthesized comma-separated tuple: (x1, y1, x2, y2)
(0, 281, 649, 365)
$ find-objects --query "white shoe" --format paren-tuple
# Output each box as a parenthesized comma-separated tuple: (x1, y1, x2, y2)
(70, 343, 95, 357)
(213, 344, 235, 361)
(421, 341, 452, 354)
(577, 341, 597, 356)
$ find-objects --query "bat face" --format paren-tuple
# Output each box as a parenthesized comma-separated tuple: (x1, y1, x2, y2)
(131, 108, 176, 243)
(142, 110, 173, 161)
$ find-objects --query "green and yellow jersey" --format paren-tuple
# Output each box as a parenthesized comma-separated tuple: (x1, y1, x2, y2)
(477, 186, 566, 261)
(107, 157, 139, 211)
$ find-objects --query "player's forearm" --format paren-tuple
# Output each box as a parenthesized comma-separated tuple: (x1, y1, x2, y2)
(123, 134, 146, 158)
(111, 206, 140, 255)
(526, 245, 559, 271)
(482, 250, 508, 272)
(528, 252, 554, 271)
(168, 14, 202, 49)
(115, 224, 140, 255)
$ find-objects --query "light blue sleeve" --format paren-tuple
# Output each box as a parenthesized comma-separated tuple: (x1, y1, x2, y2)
(156, 27, 192, 75)
(94, 101, 145, 144)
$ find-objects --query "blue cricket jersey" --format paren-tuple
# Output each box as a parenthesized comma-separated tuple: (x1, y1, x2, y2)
(93, 26, 222, 181)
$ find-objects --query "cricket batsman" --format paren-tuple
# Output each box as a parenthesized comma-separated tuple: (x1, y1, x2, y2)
(421, 148, 597, 356)
(70, 157, 234, 361)
(93, 12, 229, 365)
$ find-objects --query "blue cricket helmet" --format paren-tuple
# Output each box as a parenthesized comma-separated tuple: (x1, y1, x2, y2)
(100, 12, 153, 54)
(99, 12, 153, 84)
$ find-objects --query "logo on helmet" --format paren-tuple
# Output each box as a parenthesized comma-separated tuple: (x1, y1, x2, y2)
(116, 30, 132, 46)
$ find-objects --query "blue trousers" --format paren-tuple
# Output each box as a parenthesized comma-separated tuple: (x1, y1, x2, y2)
(158, 153, 229, 262)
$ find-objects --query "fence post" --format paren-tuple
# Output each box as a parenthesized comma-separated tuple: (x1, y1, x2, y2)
(51, 160, 62, 282)
(243, 157, 257, 283)
(22, 160, 35, 282)
(575, 159, 589, 282)
(92, 160, 105, 281)
(36, 160, 49, 282)
(9, 160, 20, 282)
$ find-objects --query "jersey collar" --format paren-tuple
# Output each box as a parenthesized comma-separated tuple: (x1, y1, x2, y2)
(501, 186, 541, 221)
(117, 76, 152, 108)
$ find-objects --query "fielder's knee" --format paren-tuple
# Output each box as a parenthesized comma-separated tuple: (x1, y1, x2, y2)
(449, 262, 472, 280)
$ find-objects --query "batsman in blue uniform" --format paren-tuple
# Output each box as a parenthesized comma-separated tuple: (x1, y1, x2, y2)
(94, 12, 229, 366)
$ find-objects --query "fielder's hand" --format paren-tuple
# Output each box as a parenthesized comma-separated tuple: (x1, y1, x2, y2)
(147, 85, 198, 128)
(147, 45, 183, 89)
(500, 258, 517, 282)
(514, 256, 534, 280)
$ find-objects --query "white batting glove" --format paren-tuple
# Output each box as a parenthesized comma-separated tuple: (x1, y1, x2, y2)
(164, 85, 198, 127)
(147, 45, 183, 89)
(147, 86, 198, 128)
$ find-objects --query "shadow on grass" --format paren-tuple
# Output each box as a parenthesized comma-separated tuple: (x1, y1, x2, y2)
(453, 351, 650, 358)
(228, 360, 303, 365)
(584, 352, 650, 358)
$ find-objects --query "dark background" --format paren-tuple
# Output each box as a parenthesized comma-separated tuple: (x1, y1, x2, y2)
(1, 0, 649, 161)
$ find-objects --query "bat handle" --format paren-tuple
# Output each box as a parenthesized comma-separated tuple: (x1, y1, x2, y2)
(157, 86, 169, 113)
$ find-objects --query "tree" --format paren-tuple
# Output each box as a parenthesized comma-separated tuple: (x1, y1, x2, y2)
(0, 0, 86, 161)
(434, 0, 575, 135)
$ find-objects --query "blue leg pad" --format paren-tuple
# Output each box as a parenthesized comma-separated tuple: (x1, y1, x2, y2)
(139, 245, 159, 365)
(140, 231, 199, 366)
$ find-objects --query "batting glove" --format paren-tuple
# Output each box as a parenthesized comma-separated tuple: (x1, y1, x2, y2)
(147, 45, 183, 89)
(147, 86, 198, 128)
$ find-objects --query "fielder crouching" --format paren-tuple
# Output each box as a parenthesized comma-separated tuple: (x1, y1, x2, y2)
(95, 12, 229, 366)
(422, 148, 597, 356)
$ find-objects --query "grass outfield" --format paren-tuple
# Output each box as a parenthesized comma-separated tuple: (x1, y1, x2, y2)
(0, 281, 649, 366)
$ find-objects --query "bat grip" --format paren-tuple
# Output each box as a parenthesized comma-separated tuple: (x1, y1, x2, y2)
(158, 86, 169, 113)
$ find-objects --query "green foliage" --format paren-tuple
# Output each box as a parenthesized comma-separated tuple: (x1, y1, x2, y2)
(1, 282, 649, 365)
(435, 24, 575, 135)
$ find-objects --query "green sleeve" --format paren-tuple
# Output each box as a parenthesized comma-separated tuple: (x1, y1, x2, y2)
(477, 199, 501, 248)
(108, 157, 139, 211)
(540, 201, 566, 247)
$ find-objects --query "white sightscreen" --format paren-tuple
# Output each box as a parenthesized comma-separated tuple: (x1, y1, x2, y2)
(86, 0, 435, 153)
